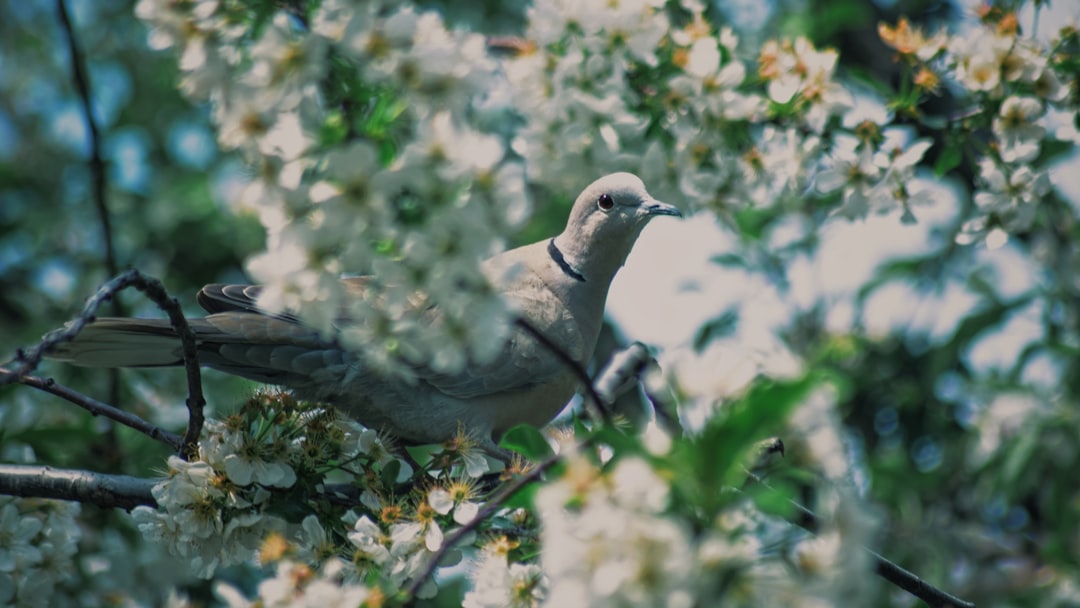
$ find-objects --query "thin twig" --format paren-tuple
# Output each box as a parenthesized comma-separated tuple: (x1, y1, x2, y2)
(0, 367, 182, 451)
(404, 452, 563, 599)
(1, 270, 205, 459)
(56, 0, 126, 451)
(56, 0, 118, 282)
(0, 464, 157, 511)
(513, 316, 612, 423)
(871, 550, 975, 608)
(592, 341, 650, 402)
(403, 342, 655, 600)
(749, 474, 975, 608)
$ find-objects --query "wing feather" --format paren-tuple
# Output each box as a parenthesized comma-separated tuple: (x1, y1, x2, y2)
(413, 281, 584, 399)
(195, 276, 581, 401)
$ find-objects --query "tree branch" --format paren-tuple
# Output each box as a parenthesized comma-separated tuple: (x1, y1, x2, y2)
(56, 0, 126, 438)
(592, 341, 650, 403)
(870, 549, 975, 608)
(56, 0, 118, 282)
(513, 316, 612, 423)
(404, 451, 563, 600)
(0, 464, 156, 511)
(0, 367, 182, 451)
(403, 342, 656, 600)
(753, 476, 976, 608)
(1, 270, 205, 459)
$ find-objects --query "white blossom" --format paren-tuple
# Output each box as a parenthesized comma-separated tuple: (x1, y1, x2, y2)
(736, 125, 823, 208)
(973, 159, 1050, 231)
(0, 503, 43, 573)
(993, 96, 1045, 163)
(217, 559, 371, 607)
(0, 499, 82, 607)
(137, 0, 524, 379)
(465, 548, 546, 608)
(816, 136, 881, 220)
(347, 516, 392, 569)
(222, 450, 297, 489)
(948, 28, 1007, 93)
(536, 456, 696, 607)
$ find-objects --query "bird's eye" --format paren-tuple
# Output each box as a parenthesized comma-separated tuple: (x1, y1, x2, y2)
(597, 193, 615, 211)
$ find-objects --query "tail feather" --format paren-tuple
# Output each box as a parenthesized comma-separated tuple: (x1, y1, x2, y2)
(47, 318, 202, 367)
(45, 315, 343, 391)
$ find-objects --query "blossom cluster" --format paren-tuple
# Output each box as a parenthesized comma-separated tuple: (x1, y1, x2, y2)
(533, 455, 698, 606)
(815, 114, 934, 223)
(505, 0, 761, 206)
(132, 0, 1080, 392)
(503, 0, 934, 224)
(0, 499, 81, 607)
(880, 11, 1076, 242)
(461, 426, 880, 608)
(126, 390, 507, 600)
(214, 559, 373, 607)
(503, 0, 671, 193)
(464, 535, 546, 608)
(131, 391, 412, 578)
(209, 456, 487, 603)
(111, 0, 1080, 605)
(132, 454, 273, 578)
(510, 0, 1078, 236)
(330, 436, 492, 597)
(135, 0, 528, 378)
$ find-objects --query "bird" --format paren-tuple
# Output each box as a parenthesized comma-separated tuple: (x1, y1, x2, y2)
(49, 172, 681, 455)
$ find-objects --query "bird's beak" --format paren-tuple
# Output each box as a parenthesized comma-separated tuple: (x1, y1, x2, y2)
(643, 200, 683, 218)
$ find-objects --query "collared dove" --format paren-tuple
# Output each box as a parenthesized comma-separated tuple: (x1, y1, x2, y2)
(49, 172, 681, 453)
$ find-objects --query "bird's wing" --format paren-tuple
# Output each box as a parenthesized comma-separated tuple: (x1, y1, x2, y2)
(197, 275, 584, 400)
(198, 278, 375, 324)
(198, 283, 270, 315)
(193, 282, 364, 386)
(414, 276, 586, 400)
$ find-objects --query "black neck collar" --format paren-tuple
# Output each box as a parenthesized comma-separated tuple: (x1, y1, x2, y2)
(548, 238, 586, 282)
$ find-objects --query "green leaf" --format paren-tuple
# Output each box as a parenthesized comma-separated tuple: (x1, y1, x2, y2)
(1036, 139, 1074, 165)
(693, 309, 739, 352)
(731, 207, 775, 241)
(380, 459, 402, 488)
(748, 481, 799, 520)
(591, 425, 644, 458)
(845, 66, 896, 98)
(1001, 425, 1039, 491)
(319, 111, 349, 146)
(405, 444, 439, 468)
(798, 0, 872, 40)
(919, 114, 950, 130)
(934, 142, 962, 177)
(500, 479, 542, 510)
(709, 253, 747, 268)
(669, 372, 838, 521)
(500, 424, 555, 461)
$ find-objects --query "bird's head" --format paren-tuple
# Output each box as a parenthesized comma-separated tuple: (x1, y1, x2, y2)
(555, 172, 682, 278)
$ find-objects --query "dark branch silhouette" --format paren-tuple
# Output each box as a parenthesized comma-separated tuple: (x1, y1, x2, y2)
(0, 329, 975, 608)
(0, 367, 183, 451)
(404, 343, 655, 600)
(405, 452, 562, 599)
(1, 270, 205, 459)
(56, 0, 118, 283)
(751, 474, 976, 608)
(514, 316, 612, 423)
(56, 0, 126, 423)
(0, 464, 156, 511)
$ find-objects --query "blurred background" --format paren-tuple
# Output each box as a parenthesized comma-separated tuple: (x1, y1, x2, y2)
(1, 0, 1079, 605)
